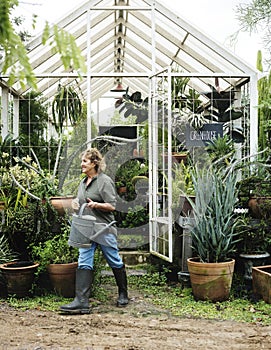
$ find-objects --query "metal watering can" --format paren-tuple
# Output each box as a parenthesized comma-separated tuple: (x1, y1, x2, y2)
(68, 203, 116, 248)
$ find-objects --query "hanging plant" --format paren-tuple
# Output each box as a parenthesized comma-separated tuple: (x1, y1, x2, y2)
(52, 84, 82, 134)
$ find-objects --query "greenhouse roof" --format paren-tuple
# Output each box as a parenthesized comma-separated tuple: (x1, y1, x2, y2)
(11, 0, 258, 101)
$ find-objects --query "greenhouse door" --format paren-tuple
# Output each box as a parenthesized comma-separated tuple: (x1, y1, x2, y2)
(148, 67, 173, 262)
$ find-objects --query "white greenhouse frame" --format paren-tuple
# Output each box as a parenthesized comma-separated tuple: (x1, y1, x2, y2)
(0, 0, 260, 262)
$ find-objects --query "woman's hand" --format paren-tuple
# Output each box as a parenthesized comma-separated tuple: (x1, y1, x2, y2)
(71, 198, 80, 210)
(87, 198, 98, 209)
(86, 198, 115, 212)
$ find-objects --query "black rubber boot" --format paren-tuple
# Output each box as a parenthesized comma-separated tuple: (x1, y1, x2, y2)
(112, 265, 129, 307)
(60, 269, 93, 314)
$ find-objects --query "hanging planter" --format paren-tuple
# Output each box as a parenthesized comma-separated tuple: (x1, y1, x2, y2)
(51, 84, 82, 180)
(52, 84, 82, 134)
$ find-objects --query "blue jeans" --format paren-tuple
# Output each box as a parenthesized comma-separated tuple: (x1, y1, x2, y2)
(78, 236, 124, 270)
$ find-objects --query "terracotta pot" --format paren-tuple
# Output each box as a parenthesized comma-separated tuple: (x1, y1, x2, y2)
(180, 195, 195, 216)
(187, 257, 235, 302)
(172, 153, 187, 164)
(248, 196, 271, 219)
(49, 196, 75, 216)
(252, 265, 271, 303)
(0, 261, 39, 297)
(117, 186, 127, 194)
(164, 153, 187, 164)
(47, 262, 78, 298)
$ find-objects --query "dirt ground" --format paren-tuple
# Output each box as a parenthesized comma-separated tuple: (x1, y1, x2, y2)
(0, 284, 271, 350)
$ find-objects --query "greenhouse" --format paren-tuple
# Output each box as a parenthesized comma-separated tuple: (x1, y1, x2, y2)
(1, 0, 271, 312)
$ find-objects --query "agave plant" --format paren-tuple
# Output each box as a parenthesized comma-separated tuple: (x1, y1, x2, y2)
(188, 164, 241, 263)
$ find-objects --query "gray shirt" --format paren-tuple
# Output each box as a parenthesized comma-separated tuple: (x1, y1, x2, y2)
(77, 172, 117, 225)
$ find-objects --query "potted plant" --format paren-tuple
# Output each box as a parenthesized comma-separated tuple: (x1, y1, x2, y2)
(32, 221, 79, 298)
(0, 260, 39, 298)
(0, 234, 19, 297)
(186, 163, 241, 301)
(237, 163, 271, 218)
(0, 145, 60, 297)
(114, 158, 148, 202)
(236, 215, 271, 282)
(2, 143, 74, 218)
(0, 228, 39, 299)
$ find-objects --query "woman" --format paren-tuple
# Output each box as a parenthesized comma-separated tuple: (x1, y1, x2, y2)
(60, 148, 128, 314)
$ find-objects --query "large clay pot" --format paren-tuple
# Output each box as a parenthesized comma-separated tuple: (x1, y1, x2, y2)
(252, 265, 271, 303)
(49, 196, 75, 216)
(187, 257, 235, 302)
(47, 262, 78, 298)
(0, 261, 39, 297)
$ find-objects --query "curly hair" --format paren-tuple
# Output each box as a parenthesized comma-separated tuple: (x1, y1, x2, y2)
(81, 148, 106, 172)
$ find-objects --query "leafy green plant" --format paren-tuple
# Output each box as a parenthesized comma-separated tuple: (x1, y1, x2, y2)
(205, 135, 236, 166)
(115, 159, 148, 201)
(52, 84, 82, 135)
(51, 84, 83, 179)
(171, 161, 194, 208)
(0, 0, 86, 89)
(0, 234, 18, 264)
(32, 222, 78, 273)
(0, 143, 62, 260)
(120, 205, 149, 228)
(237, 164, 271, 207)
(0, 199, 51, 261)
(257, 52, 271, 159)
(235, 216, 271, 254)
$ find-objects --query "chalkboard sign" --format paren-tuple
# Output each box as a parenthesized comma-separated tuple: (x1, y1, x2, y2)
(185, 123, 223, 147)
(99, 125, 137, 139)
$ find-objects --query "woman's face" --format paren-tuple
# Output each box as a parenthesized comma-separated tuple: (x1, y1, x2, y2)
(81, 156, 95, 175)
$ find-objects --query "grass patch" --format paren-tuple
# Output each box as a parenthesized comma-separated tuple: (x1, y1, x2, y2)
(1, 269, 270, 325)
(128, 271, 271, 325)
(0, 284, 110, 312)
